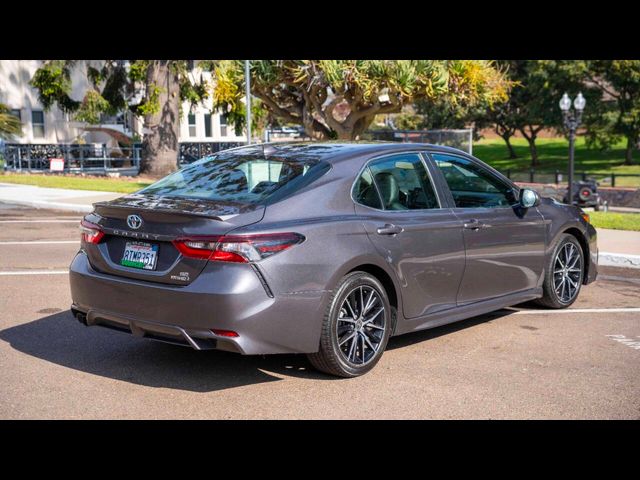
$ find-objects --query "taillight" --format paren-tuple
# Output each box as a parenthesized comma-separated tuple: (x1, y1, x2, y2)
(80, 219, 104, 244)
(211, 329, 239, 338)
(173, 233, 305, 263)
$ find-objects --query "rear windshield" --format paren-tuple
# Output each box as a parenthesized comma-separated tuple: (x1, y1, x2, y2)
(139, 154, 330, 205)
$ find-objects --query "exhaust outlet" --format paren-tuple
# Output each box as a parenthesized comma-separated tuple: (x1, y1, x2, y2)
(72, 309, 88, 325)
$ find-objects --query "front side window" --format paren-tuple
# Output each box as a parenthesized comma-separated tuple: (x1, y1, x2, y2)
(353, 153, 439, 210)
(431, 153, 516, 208)
(140, 153, 329, 205)
(32, 110, 44, 138)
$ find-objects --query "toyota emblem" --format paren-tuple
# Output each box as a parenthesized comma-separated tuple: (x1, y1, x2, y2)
(127, 214, 143, 230)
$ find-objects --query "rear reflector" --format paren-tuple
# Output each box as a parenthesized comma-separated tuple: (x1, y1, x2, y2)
(80, 219, 104, 244)
(173, 233, 304, 263)
(211, 329, 239, 338)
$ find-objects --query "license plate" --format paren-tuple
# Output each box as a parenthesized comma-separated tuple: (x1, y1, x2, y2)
(121, 241, 159, 270)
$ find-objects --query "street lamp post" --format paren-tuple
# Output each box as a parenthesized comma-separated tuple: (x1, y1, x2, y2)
(559, 92, 586, 205)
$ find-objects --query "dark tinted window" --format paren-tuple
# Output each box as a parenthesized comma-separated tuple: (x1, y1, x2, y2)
(140, 154, 329, 205)
(204, 113, 212, 137)
(367, 153, 439, 210)
(32, 110, 45, 138)
(432, 153, 516, 208)
(188, 114, 196, 137)
(353, 168, 382, 209)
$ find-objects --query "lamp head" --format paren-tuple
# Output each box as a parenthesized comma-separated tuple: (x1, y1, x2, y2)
(559, 93, 571, 112)
(574, 92, 586, 111)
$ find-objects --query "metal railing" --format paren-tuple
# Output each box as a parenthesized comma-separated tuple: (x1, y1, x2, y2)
(505, 169, 640, 188)
(2, 143, 142, 175)
(1, 141, 246, 175)
(178, 142, 244, 166)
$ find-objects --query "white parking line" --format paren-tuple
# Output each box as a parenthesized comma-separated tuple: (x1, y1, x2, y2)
(506, 307, 640, 314)
(0, 220, 79, 223)
(0, 270, 69, 275)
(0, 240, 79, 245)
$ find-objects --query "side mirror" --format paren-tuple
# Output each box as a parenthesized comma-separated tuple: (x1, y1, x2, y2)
(520, 188, 540, 208)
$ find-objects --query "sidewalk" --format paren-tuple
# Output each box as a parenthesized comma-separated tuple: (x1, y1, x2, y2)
(0, 182, 122, 213)
(597, 228, 640, 269)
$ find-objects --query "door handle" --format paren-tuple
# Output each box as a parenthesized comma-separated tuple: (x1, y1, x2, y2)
(463, 219, 491, 230)
(376, 224, 403, 235)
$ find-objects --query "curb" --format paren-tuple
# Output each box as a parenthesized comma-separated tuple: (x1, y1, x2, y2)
(0, 199, 93, 213)
(599, 251, 640, 269)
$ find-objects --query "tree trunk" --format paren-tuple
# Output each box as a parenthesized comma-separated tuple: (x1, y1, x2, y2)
(499, 133, 518, 159)
(140, 61, 181, 178)
(624, 136, 635, 165)
(519, 126, 539, 168)
(528, 139, 539, 167)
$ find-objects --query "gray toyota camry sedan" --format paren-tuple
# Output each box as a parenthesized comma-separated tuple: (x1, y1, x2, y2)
(70, 142, 597, 377)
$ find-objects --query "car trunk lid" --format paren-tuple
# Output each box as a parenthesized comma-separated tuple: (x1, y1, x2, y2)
(84, 193, 265, 285)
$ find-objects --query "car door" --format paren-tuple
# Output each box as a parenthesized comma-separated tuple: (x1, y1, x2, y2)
(353, 152, 465, 319)
(429, 152, 546, 305)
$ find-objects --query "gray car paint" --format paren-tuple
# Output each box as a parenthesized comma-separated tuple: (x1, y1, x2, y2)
(69, 142, 598, 355)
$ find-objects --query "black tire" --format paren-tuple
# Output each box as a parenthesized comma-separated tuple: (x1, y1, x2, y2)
(534, 234, 584, 309)
(307, 271, 391, 377)
(594, 197, 602, 212)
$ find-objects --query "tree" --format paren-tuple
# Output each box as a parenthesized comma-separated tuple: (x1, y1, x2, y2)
(586, 60, 640, 165)
(475, 60, 590, 167)
(213, 60, 509, 141)
(30, 60, 212, 177)
(0, 103, 22, 140)
(471, 89, 522, 159)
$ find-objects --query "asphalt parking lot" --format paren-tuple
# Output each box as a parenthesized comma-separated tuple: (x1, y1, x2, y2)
(0, 203, 638, 419)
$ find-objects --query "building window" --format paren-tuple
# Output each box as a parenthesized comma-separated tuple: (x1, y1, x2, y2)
(204, 113, 212, 138)
(188, 114, 196, 137)
(10, 109, 21, 121)
(32, 110, 45, 138)
(220, 113, 228, 137)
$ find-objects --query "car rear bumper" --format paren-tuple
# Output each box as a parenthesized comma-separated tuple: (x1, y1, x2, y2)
(585, 223, 598, 284)
(69, 251, 327, 354)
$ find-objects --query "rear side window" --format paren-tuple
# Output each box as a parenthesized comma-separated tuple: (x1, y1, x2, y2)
(140, 154, 329, 205)
(353, 168, 382, 209)
(353, 153, 439, 210)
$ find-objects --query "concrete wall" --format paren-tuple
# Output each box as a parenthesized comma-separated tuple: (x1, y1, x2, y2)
(0, 60, 99, 143)
(0, 60, 245, 145)
(518, 182, 640, 208)
(178, 67, 245, 143)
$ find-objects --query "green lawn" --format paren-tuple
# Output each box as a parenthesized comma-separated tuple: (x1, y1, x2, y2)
(0, 173, 152, 193)
(589, 211, 640, 231)
(474, 137, 640, 187)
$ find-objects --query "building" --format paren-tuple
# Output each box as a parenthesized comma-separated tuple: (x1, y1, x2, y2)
(0, 60, 245, 147)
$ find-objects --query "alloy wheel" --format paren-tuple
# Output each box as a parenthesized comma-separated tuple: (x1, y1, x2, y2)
(336, 285, 386, 366)
(553, 242, 583, 303)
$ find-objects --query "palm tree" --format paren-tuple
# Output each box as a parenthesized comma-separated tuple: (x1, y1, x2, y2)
(0, 103, 22, 140)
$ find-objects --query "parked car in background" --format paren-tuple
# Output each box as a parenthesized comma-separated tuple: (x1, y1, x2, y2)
(563, 179, 607, 211)
(70, 143, 598, 377)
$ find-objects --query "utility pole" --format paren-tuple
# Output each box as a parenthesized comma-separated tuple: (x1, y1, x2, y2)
(245, 60, 252, 145)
